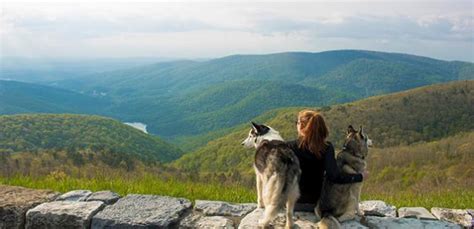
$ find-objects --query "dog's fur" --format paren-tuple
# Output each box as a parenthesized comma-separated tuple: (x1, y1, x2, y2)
(242, 122, 301, 229)
(316, 125, 371, 229)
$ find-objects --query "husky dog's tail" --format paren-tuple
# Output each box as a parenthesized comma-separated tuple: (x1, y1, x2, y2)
(259, 172, 288, 226)
(317, 215, 341, 229)
(259, 169, 300, 227)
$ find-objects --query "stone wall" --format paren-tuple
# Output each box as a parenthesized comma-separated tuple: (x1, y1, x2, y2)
(0, 185, 472, 229)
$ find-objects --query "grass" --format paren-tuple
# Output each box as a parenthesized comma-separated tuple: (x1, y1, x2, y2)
(361, 190, 474, 210)
(1, 175, 472, 210)
(0, 174, 256, 204)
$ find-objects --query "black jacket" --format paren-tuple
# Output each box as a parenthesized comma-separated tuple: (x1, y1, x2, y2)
(287, 139, 363, 204)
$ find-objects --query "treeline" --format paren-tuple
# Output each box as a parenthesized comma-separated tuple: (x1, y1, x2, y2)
(0, 114, 182, 162)
(174, 80, 474, 175)
(0, 80, 110, 115)
(174, 80, 348, 135)
(0, 149, 250, 189)
(54, 50, 473, 137)
(366, 131, 474, 193)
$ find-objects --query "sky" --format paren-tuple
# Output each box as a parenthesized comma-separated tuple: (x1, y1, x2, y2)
(1, 0, 473, 61)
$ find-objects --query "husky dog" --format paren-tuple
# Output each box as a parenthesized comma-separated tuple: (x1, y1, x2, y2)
(242, 122, 301, 229)
(316, 125, 372, 229)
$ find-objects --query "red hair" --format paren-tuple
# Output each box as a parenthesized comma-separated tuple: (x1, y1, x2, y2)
(297, 110, 329, 158)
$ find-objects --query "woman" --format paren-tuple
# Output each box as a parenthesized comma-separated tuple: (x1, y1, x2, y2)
(286, 109, 367, 211)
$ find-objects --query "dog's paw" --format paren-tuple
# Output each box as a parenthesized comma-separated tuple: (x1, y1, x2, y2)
(257, 220, 269, 228)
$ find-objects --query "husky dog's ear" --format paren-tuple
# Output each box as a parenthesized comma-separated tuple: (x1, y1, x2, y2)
(347, 125, 356, 134)
(359, 125, 365, 138)
(251, 121, 259, 131)
(251, 122, 270, 135)
(260, 124, 270, 134)
(251, 122, 263, 133)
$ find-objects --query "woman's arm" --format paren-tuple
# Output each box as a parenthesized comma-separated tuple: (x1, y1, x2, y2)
(324, 144, 363, 184)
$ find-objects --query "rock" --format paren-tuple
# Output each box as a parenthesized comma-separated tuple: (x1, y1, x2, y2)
(180, 214, 234, 228)
(365, 216, 461, 229)
(341, 216, 369, 229)
(178, 213, 202, 228)
(195, 216, 234, 228)
(238, 208, 319, 228)
(197, 216, 235, 228)
(0, 185, 59, 229)
(194, 200, 257, 217)
(431, 207, 473, 228)
(468, 209, 474, 225)
(25, 201, 104, 229)
(359, 200, 397, 217)
(86, 191, 120, 205)
(91, 194, 191, 228)
(238, 208, 366, 228)
(398, 207, 437, 220)
(467, 209, 474, 215)
(55, 190, 92, 201)
(238, 208, 274, 229)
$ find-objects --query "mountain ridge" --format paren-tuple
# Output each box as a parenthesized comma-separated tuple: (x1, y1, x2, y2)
(173, 80, 474, 174)
(53, 50, 473, 138)
(2, 50, 473, 139)
(0, 80, 111, 115)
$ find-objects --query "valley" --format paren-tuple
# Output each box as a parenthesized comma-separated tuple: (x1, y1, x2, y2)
(1, 50, 473, 209)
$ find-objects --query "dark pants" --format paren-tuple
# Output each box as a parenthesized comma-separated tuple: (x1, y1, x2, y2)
(294, 203, 316, 212)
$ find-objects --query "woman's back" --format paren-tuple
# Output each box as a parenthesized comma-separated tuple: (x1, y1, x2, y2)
(288, 110, 363, 211)
(287, 139, 332, 204)
(287, 139, 363, 207)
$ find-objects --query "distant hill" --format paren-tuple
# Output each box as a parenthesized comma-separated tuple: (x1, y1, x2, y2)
(0, 57, 172, 83)
(0, 114, 182, 162)
(0, 80, 111, 115)
(162, 80, 351, 136)
(173, 80, 474, 176)
(53, 50, 473, 138)
(62, 51, 473, 96)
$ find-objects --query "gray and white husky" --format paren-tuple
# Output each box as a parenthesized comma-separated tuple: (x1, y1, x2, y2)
(242, 122, 301, 229)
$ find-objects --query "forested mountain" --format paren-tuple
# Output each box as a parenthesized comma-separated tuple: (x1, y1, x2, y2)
(0, 80, 110, 115)
(2, 50, 473, 139)
(53, 50, 473, 138)
(60, 50, 472, 96)
(0, 57, 171, 83)
(173, 80, 474, 176)
(1, 59, 472, 209)
(146, 81, 350, 136)
(0, 114, 182, 162)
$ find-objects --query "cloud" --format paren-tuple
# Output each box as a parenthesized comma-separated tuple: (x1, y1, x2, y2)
(1, 1, 472, 61)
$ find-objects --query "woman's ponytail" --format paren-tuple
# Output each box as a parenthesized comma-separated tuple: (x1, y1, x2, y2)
(297, 110, 329, 158)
